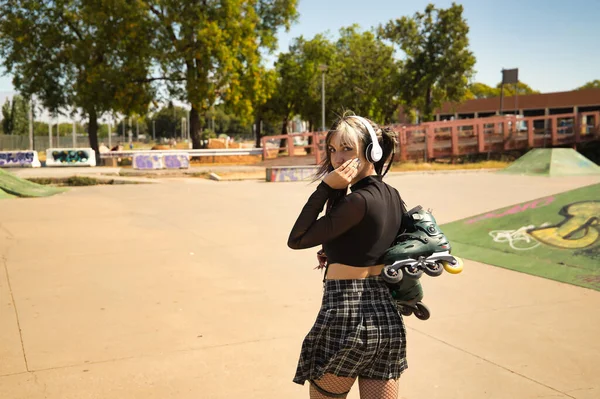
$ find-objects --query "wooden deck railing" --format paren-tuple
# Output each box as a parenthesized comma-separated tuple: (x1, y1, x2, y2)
(261, 111, 600, 164)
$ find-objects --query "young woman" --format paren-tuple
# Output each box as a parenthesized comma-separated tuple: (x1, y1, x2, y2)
(288, 113, 408, 399)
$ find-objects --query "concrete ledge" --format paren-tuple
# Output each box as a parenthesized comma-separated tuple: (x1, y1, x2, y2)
(133, 154, 164, 170)
(0, 151, 41, 168)
(163, 154, 190, 169)
(266, 165, 319, 182)
(132, 153, 190, 170)
(46, 148, 96, 167)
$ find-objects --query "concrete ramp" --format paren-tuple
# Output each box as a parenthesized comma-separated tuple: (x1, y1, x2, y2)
(0, 169, 66, 198)
(498, 148, 600, 176)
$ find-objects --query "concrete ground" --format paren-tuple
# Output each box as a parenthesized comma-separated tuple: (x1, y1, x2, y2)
(1, 171, 599, 399)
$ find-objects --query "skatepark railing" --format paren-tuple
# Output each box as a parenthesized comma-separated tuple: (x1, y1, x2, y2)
(99, 148, 263, 159)
(261, 111, 600, 163)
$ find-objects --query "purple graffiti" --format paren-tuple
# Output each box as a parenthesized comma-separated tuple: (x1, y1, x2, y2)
(163, 154, 189, 169)
(0, 151, 35, 167)
(270, 167, 317, 182)
(133, 154, 163, 170)
(465, 196, 556, 225)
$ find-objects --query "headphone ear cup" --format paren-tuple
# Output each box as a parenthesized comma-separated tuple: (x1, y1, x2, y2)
(365, 143, 374, 163)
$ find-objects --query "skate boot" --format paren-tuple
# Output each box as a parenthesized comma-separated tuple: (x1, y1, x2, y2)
(380, 205, 463, 284)
(389, 276, 430, 320)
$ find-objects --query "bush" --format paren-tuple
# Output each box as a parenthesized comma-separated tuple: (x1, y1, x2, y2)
(201, 129, 216, 140)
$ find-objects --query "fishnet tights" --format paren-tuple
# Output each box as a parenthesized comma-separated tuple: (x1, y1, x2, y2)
(309, 373, 399, 399)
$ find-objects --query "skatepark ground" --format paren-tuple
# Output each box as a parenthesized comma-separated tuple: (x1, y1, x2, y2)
(1, 169, 599, 398)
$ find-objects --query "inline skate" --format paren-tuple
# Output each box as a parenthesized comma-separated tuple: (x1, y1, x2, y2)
(389, 276, 430, 320)
(380, 205, 463, 284)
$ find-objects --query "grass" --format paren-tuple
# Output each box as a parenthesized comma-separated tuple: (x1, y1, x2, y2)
(389, 160, 510, 172)
(26, 176, 143, 186)
(191, 171, 265, 181)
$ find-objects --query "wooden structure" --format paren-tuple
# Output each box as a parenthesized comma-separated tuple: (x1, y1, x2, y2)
(261, 111, 600, 164)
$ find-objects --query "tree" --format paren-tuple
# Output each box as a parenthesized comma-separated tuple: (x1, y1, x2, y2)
(464, 81, 540, 99)
(577, 80, 600, 90)
(327, 25, 401, 124)
(379, 2, 476, 121)
(268, 26, 400, 137)
(267, 33, 335, 137)
(1, 99, 12, 135)
(144, 0, 298, 149)
(11, 95, 30, 136)
(495, 82, 539, 96)
(466, 82, 498, 99)
(0, 1, 155, 158)
(147, 103, 191, 141)
(0, 95, 30, 135)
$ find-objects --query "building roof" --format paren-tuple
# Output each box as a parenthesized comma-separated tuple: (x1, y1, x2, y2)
(438, 88, 600, 115)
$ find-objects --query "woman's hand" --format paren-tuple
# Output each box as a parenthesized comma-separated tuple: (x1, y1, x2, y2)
(323, 158, 360, 189)
(315, 249, 327, 270)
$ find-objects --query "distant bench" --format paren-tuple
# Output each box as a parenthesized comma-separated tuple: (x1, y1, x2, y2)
(266, 165, 320, 182)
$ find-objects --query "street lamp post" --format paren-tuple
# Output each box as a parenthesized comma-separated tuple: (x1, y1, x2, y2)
(318, 64, 328, 131)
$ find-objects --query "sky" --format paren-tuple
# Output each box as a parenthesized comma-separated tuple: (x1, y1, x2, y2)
(0, 0, 598, 111)
(268, 0, 599, 93)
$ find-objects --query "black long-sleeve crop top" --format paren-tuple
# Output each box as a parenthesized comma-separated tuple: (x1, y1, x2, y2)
(287, 175, 406, 267)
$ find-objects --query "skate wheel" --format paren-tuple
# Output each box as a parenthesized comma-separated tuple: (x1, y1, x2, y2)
(424, 262, 444, 277)
(442, 256, 464, 274)
(404, 265, 424, 279)
(414, 303, 430, 320)
(399, 305, 413, 316)
(382, 266, 403, 284)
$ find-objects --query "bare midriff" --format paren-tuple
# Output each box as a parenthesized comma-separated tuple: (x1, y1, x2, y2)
(325, 263, 385, 280)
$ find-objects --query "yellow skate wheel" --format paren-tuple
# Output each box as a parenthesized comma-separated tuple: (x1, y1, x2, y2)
(442, 257, 464, 274)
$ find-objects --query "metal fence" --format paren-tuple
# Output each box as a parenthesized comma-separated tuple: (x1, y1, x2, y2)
(0, 134, 121, 152)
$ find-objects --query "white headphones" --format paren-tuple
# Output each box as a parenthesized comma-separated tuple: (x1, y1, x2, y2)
(349, 115, 383, 163)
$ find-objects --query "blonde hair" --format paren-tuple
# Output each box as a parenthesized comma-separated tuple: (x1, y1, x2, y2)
(313, 111, 397, 181)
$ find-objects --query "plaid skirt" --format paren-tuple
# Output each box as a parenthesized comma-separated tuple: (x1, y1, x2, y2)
(293, 276, 408, 385)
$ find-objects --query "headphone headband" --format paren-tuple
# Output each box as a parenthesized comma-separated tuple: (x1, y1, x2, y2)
(349, 115, 383, 163)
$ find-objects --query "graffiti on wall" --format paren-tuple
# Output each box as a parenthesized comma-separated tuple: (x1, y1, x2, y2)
(269, 167, 318, 182)
(46, 148, 96, 166)
(528, 201, 600, 249)
(163, 154, 190, 169)
(133, 154, 164, 170)
(0, 151, 40, 167)
(51, 150, 91, 164)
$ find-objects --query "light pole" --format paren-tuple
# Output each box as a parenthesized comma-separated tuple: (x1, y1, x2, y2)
(318, 64, 328, 131)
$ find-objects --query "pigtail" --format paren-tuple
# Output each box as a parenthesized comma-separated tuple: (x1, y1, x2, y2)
(375, 126, 397, 177)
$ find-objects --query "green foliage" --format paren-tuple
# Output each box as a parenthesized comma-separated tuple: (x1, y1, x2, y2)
(1, 95, 30, 135)
(0, 0, 156, 154)
(201, 129, 217, 140)
(145, 0, 298, 147)
(465, 82, 540, 99)
(495, 82, 539, 96)
(146, 103, 189, 139)
(379, 2, 476, 122)
(267, 25, 401, 132)
(2, 99, 11, 135)
(33, 121, 50, 136)
(265, 33, 335, 133)
(577, 80, 600, 90)
(466, 82, 498, 99)
(328, 25, 401, 124)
